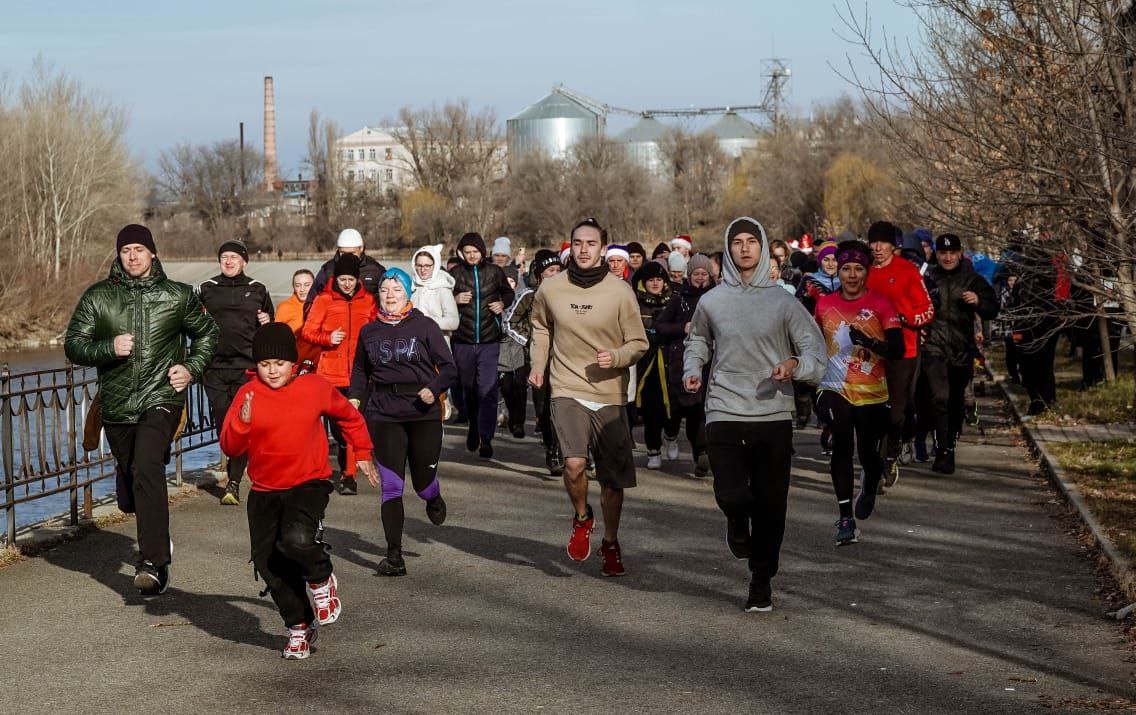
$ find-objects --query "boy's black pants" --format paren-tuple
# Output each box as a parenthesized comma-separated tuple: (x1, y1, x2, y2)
(247, 479, 333, 628)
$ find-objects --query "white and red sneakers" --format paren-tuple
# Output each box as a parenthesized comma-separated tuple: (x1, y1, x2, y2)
(282, 622, 318, 660)
(307, 573, 342, 626)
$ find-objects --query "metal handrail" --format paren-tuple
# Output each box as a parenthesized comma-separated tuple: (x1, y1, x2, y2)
(0, 362, 219, 545)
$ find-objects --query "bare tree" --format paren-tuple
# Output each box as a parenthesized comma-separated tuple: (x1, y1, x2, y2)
(657, 130, 728, 234)
(156, 139, 263, 231)
(389, 100, 504, 202)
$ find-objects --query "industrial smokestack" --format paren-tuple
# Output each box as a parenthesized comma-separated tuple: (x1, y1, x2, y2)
(263, 76, 278, 192)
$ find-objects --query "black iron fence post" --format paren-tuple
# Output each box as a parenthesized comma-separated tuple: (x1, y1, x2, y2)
(2, 364, 14, 545)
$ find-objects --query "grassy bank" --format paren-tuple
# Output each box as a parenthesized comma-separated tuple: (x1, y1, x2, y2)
(1050, 440, 1136, 562)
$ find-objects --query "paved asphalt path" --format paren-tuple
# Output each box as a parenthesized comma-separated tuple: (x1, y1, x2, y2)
(3, 393, 1134, 713)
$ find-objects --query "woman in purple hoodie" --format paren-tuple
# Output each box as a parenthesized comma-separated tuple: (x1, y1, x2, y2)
(349, 268, 457, 577)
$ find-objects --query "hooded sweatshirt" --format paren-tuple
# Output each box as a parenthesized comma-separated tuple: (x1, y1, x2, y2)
(683, 217, 826, 424)
(410, 244, 459, 338)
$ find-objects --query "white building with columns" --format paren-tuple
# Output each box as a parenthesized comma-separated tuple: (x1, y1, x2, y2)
(334, 126, 415, 193)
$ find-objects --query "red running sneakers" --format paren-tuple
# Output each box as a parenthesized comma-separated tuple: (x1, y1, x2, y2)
(282, 622, 318, 660)
(567, 506, 595, 561)
(600, 539, 625, 577)
(307, 573, 341, 626)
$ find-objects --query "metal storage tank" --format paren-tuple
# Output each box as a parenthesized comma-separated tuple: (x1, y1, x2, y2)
(618, 116, 669, 177)
(507, 89, 602, 165)
(705, 111, 762, 159)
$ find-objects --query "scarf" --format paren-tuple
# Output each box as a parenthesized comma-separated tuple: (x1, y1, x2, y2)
(567, 260, 608, 289)
(378, 301, 414, 325)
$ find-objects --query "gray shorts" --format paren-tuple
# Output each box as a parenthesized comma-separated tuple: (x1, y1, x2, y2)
(550, 397, 636, 489)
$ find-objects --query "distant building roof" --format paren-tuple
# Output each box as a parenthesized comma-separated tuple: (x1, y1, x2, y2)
(618, 116, 669, 143)
(509, 90, 598, 121)
(704, 112, 762, 140)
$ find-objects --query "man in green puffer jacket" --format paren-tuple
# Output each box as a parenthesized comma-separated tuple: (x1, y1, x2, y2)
(65, 224, 218, 596)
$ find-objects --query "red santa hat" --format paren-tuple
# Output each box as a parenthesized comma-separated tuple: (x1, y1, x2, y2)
(671, 235, 693, 251)
(799, 233, 814, 254)
(559, 241, 571, 264)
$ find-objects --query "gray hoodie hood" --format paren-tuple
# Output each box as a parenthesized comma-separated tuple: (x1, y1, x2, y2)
(720, 216, 775, 291)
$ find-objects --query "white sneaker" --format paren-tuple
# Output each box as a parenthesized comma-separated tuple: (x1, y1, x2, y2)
(664, 436, 679, 461)
(647, 451, 662, 469)
(282, 622, 318, 660)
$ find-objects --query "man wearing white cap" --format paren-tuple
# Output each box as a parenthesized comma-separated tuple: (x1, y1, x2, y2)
(305, 228, 387, 312)
(671, 235, 693, 258)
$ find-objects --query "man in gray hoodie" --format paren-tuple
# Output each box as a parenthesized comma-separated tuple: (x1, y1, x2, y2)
(684, 217, 826, 613)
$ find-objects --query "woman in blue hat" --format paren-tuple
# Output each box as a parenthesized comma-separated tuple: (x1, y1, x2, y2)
(349, 268, 457, 576)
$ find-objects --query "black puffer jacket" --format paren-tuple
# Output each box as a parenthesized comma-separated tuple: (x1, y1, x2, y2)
(449, 259, 515, 344)
(924, 262, 999, 366)
(655, 282, 712, 407)
(65, 258, 219, 424)
(198, 273, 274, 369)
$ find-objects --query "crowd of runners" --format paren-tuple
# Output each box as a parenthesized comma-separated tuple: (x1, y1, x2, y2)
(66, 214, 1035, 659)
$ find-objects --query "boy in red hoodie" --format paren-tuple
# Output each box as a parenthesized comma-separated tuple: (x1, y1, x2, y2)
(221, 322, 378, 660)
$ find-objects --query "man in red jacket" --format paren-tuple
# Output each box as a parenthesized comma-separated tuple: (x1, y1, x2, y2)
(221, 322, 378, 660)
(865, 221, 934, 489)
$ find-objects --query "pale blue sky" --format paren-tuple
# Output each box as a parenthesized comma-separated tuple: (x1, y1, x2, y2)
(0, 0, 920, 173)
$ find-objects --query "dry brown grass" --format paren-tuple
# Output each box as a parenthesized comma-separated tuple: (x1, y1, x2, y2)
(1051, 440, 1136, 562)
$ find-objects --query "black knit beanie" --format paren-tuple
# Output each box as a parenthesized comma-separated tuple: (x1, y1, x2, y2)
(334, 253, 361, 278)
(626, 241, 646, 259)
(217, 239, 249, 262)
(727, 218, 762, 241)
(867, 221, 900, 245)
(532, 249, 561, 277)
(116, 224, 157, 255)
(457, 232, 487, 256)
(252, 322, 298, 363)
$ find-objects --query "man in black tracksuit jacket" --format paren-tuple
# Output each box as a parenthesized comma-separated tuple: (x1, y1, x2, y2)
(200, 239, 274, 503)
(920, 234, 998, 474)
(448, 232, 515, 459)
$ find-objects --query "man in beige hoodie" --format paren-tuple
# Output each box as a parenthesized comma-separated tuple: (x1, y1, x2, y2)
(530, 218, 648, 576)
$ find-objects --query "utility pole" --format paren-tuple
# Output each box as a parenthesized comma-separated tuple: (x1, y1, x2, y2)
(239, 121, 246, 193)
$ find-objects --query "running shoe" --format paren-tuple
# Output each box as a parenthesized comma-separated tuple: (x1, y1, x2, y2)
(647, 451, 662, 469)
(744, 576, 773, 613)
(854, 488, 876, 520)
(898, 441, 913, 466)
(965, 403, 980, 427)
(600, 539, 625, 577)
(883, 459, 900, 489)
(426, 495, 447, 526)
(914, 439, 930, 463)
(726, 516, 750, 559)
(376, 547, 407, 577)
(795, 415, 809, 430)
(510, 425, 525, 439)
(931, 448, 956, 475)
(466, 425, 480, 452)
(336, 476, 358, 496)
(220, 479, 240, 506)
(567, 506, 595, 561)
(307, 574, 341, 626)
(664, 436, 680, 461)
(282, 622, 317, 660)
(478, 439, 493, 459)
(134, 561, 170, 595)
(835, 517, 859, 546)
(694, 454, 711, 478)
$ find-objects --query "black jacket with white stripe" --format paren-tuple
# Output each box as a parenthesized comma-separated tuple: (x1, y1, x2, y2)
(198, 273, 274, 369)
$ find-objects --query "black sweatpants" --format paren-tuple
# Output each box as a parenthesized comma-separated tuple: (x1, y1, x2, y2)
(793, 381, 816, 424)
(326, 386, 355, 477)
(370, 419, 444, 549)
(641, 406, 680, 452)
(922, 359, 972, 452)
(104, 404, 182, 567)
(203, 368, 250, 484)
(677, 402, 706, 459)
(1019, 334, 1058, 408)
(532, 379, 560, 452)
(816, 392, 887, 516)
(246, 479, 333, 628)
(705, 420, 794, 581)
(498, 365, 531, 432)
(883, 356, 919, 461)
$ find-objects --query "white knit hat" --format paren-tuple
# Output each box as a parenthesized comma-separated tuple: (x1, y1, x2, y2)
(668, 252, 688, 273)
(491, 236, 511, 256)
(337, 228, 364, 249)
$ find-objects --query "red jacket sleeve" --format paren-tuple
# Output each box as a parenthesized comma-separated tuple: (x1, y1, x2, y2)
(302, 295, 335, 347)
(324, 382, 373, 462)
(220, 383, 254, 457)
(901, 267, 935, 328)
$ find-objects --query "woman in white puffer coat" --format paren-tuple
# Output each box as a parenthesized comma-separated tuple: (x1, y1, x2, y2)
(410, 244, 459, 342)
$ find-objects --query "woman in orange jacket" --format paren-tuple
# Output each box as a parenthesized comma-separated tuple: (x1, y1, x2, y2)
(302, 254, 377, 494)
(275, 269, 322, 372)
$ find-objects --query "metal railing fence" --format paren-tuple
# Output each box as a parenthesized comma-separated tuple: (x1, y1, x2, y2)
(0, 363, 218, 545)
